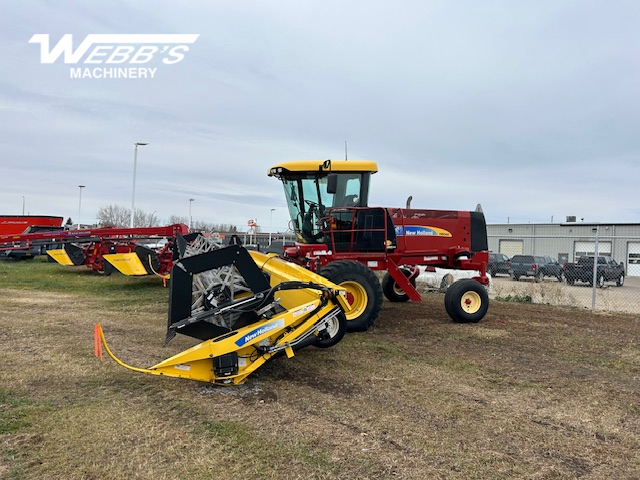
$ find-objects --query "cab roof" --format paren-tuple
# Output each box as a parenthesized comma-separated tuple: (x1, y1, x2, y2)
(268, 160, 378, 176)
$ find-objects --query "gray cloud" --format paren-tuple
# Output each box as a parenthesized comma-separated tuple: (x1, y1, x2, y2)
(1, 0, 639, 231)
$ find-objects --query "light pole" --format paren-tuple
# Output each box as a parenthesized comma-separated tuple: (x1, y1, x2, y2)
(188, 198, 195, 229)
(130, 142, 149, 228)
(22, 196, 25, 215)
(269, 208, 275, 245)
(77, 185, 85, 229)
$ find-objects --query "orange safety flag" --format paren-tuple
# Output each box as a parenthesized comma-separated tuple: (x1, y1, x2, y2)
(93, 323, 103, 361)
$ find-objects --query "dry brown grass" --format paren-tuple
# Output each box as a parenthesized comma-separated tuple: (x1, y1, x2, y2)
(1, 260, 639, 479)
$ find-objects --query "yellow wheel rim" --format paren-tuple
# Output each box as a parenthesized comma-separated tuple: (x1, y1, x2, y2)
(392, 283, 406, 296)
(341, 281, 368, 321)
(460, 291, 482, 314)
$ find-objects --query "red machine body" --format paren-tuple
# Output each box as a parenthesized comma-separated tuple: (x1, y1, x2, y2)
(0, 215, 63, 235)
(282, 206, 489, 301)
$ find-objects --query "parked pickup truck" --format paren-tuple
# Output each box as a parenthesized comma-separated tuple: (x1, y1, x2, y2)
(540, 256, 565, 282)
(487, 252, 510, 277)
(508, 255, 559, 282)
(564, 256, 625, 287)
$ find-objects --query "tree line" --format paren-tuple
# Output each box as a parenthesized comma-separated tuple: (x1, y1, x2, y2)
(77, 204, 243, 232)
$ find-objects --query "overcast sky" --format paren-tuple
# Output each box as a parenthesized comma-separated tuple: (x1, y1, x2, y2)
(2, 0, 639, 232)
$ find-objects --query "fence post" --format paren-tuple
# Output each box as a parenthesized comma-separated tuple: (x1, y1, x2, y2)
(591, 225, 600, 311)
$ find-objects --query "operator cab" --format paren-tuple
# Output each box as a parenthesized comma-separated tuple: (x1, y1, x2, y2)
(268, 160, 378, 244)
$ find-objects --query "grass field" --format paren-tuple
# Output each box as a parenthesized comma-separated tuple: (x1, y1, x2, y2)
(1, 257, 639, 479)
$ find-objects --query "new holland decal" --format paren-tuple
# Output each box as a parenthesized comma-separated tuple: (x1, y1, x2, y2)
(235, 319, 285, 347)
(395, 226, 452, 237)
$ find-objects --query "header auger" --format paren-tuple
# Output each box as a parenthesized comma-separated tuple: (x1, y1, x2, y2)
(268, 159, 490, 330)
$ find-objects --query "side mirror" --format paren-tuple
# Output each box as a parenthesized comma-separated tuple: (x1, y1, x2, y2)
(327, 174, 338, 194)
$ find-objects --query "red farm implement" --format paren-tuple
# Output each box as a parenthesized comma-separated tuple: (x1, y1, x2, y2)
(0, 215, 64, 236)
(268, 159, 490, 330)
(0, 224, 189, 277)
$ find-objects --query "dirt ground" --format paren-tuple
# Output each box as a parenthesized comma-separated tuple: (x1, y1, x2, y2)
(1, 282, 639, 479)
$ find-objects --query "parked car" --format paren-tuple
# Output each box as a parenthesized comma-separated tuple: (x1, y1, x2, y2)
(564, 256, 625, 287)
(508, 255, 549, 282)
(487, 253, 510, 277)
(539, 256, 565, 282)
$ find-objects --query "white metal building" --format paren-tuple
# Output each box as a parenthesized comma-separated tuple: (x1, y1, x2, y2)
(487, 222, 640, 277)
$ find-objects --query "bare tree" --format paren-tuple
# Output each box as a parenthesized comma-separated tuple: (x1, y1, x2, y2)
(135, 210, 159, 227)
(97, 205, 159, 228)
(97, 205, 129, 227)
(168, 215, 188, 226)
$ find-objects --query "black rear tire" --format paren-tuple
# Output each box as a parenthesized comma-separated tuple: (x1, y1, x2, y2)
(319, 260, 383, 332)
(381, 268, 414, 302)
(444, 279, 489, 323)
(616, 274, 624, 287)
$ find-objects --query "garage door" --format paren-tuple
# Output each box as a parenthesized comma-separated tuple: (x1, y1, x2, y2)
(574, 241, 611, 261)
(499, 240, 523, 258)
(627, 242, 640, 277)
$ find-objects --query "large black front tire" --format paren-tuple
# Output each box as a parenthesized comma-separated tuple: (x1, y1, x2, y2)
(319, 261, 383, 332)
(444, 279, 489, 323)
(381, 268, 414, 302)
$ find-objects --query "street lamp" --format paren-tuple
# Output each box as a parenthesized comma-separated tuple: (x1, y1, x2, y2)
(22, 196, 25, 215)
(130, 142, 149, 228)
(188, 198, 195, 229)
(269, 208, 275, 245)
(77, 185, 85, 229)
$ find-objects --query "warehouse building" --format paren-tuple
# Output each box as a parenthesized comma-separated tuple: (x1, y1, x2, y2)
(487, 220, 640, 277)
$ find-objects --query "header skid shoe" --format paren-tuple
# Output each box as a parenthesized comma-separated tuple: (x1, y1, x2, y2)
(95, 245, 350, 385)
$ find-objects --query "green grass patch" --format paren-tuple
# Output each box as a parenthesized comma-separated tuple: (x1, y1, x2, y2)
(201, 419, 334, 472)
(554, 350, 640, 374)
(495, 293, 533, 303)
(201, 419, 254, 444)
(0, 389, 34, 434)
(365, 339, 407, 358)
(0, 257, 168, 309)
(427, 355, 485, 376)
